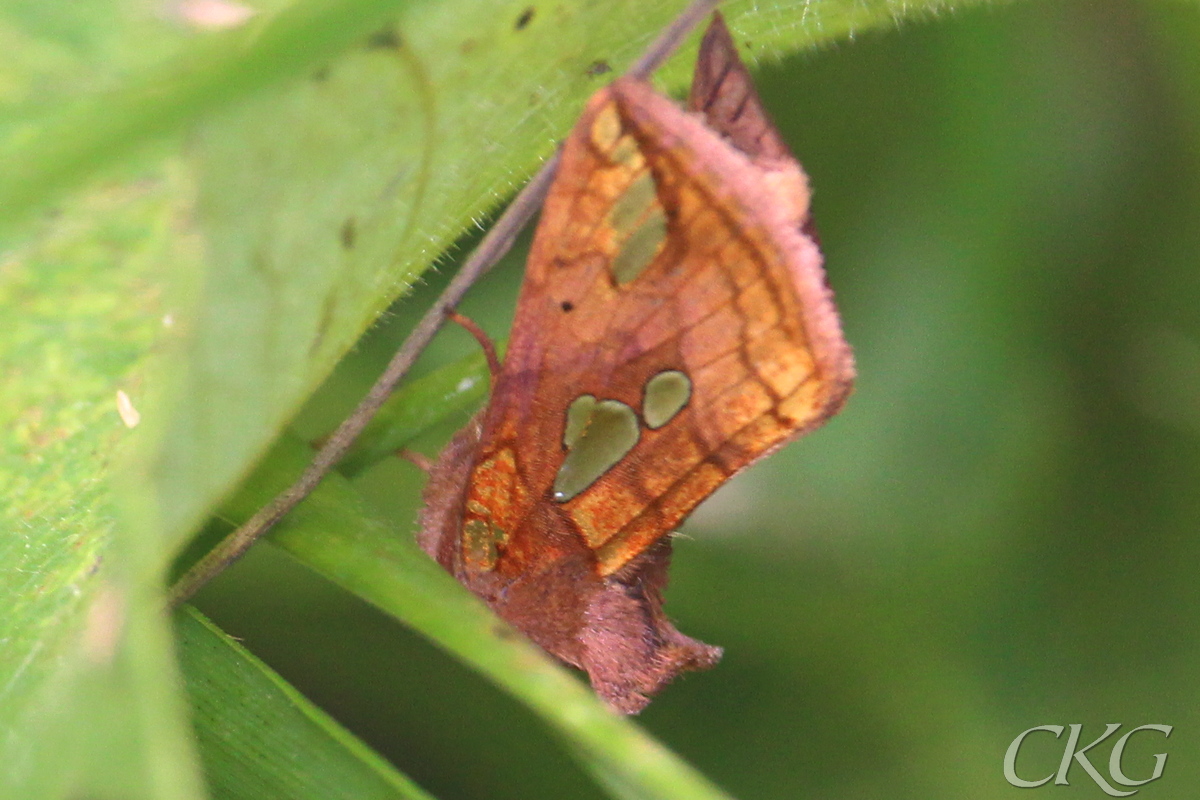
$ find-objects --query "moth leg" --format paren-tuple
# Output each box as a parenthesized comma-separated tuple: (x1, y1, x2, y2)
(397, 448, 434, 474)
(447, 309, 502, 381)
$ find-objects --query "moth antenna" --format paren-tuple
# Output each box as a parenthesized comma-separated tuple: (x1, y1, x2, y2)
(447, 309, 502, 380)
(397, 448, 434, 474)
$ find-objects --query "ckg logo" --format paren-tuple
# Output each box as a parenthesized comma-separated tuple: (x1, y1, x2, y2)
(1004, 724, 1172, 796)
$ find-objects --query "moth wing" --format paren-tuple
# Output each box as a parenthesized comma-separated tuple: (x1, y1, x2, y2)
(470, 75, 854, 576)
(687, 11, 794, 162)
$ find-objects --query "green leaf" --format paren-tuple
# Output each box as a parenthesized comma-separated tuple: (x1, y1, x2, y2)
(177, 607, 434, 800)
(0, 0, 414, 234)
(0, 178, 206, 799)
(337, 347, 495, 477)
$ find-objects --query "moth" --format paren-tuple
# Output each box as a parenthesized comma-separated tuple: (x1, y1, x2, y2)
(419, 14, 854, 713)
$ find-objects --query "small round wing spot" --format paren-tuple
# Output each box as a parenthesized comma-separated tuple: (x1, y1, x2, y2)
(642, 369, 692, 429)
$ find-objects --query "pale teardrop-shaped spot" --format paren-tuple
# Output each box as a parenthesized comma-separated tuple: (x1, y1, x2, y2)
(589, 102, 622, 151)
(554, 399, 640, 502)
(463, 518, 501, 570)
(563, 394, 597, 449)
(642, 370, 692, 429)
(608, 171, 658, 233)
(610, 207, 667, 285)
(609, 134, 644, 168)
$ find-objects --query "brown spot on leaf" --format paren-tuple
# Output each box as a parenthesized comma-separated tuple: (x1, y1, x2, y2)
(514, 7, 534, 30)
(367, 26, 402, 50)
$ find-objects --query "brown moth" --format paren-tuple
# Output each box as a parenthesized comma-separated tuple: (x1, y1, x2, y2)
(419, 13, 854, 713)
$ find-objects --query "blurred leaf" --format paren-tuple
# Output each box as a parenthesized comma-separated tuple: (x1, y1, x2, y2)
(0, 19, 193, 787)
(0, 178, 206, 799)
(177, 607, 435, 800)
(0, 0, 413, 233)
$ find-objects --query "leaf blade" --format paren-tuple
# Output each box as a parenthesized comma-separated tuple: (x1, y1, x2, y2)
(178, 607, 436, 800)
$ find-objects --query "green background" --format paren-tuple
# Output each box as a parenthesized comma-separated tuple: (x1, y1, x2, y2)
(3, 0, 1197, 798)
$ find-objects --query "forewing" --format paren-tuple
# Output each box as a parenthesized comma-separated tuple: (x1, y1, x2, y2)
(464, 76, 853, 578)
